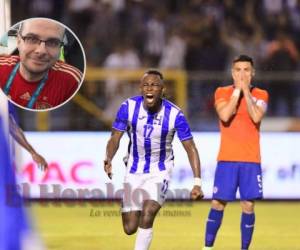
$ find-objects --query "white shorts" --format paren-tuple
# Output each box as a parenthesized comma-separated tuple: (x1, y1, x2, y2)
(121, 170, 171, 213)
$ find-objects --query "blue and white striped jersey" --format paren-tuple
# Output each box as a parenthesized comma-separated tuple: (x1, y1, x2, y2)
(113, 96, 193, 174)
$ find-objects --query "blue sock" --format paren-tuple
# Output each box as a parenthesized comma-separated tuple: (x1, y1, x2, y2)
(204, 208, 224, 247)
(241, 213, 255, 250)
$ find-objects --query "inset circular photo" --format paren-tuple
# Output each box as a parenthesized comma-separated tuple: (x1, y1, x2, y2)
(0, 17, 86, 111)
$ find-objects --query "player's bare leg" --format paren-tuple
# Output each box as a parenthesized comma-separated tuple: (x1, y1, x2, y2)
(240, 200, 255, 213)
(211, 199, 227, 211)
(240, 200, 255, 250)
(139, 200, 161, 228)
(203, 199, 227, 249)
(122, 211, 141, 235)
(134, 200, 161, 250)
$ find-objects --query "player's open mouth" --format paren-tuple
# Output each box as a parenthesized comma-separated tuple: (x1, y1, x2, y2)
(145, 94, 154, 103)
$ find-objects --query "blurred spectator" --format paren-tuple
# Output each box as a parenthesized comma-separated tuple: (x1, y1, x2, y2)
(263, 0, 285, 15)
(103, 0, 126, 13)
(84, 36, 104, 66)
(287, 0, 300, 48)
(222, 24, 267, 70)
(66, 0, 96, 40)
(116, 0, 147, 56)
(186, 22, 228, 70)
(200, 0, 224, 25)
(104, 41, 141, 70)
(86, 1, 119, 65)
(159, 28, 186, 69)
(103, 40, 141, 119)
(223, 0, 245, 24)
(144, 8, 166, 66)
(27, 0, 56, 18)
(263, 30, 300, 115)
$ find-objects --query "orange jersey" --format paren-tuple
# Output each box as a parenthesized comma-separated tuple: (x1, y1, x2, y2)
(215, 85, 269, 163)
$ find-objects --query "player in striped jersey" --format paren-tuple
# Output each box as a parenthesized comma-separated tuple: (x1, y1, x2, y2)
(0, 18, 82, 110)
(104, 69, 204, 250)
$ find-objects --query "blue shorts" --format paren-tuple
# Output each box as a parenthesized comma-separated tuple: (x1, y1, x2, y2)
(212, 161, 263, 201)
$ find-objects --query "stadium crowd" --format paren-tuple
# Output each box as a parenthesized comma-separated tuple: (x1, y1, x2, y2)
(10, 0, 300, 130)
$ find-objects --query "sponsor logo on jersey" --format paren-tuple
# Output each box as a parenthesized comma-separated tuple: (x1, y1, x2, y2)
(19, 92, 31, 101)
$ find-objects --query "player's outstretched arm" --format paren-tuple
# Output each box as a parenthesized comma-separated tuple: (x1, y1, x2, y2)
(104, 129, 124, 179)
(181, 139, 204, 200)
(9, 114, 48, 170)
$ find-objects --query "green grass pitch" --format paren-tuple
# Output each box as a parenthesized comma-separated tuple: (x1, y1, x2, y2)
(30, 201, 300, 250)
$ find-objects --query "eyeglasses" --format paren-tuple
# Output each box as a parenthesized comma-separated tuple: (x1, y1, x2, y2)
(20, 35, 64, 49)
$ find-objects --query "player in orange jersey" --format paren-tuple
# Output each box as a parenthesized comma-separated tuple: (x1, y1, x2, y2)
(203, 55, 269, 250)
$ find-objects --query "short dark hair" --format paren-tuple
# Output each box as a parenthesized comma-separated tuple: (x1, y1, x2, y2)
(233, 54, 254, 67)
(145, 69, 164, 80)
(18, 19, 66, 41)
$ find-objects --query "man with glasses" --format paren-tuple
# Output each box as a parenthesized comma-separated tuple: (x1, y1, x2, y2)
(0, 18, 82, 110)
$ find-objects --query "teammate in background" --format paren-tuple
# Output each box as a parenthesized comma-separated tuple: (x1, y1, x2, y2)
(8, 102, 47, 170)
(0, 18, 82, 110)
(104, 69, 204, 250)
(202, 55, 269, 250)
(0, 103, 46, 250)
(0, 111, 30, 250)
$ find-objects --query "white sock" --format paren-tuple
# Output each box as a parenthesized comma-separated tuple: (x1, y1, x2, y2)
(134, 227, 153, 250)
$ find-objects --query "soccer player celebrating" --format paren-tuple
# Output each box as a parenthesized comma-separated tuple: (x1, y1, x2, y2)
(203, 55, 269, 250)
(104, 69, 204, 250)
